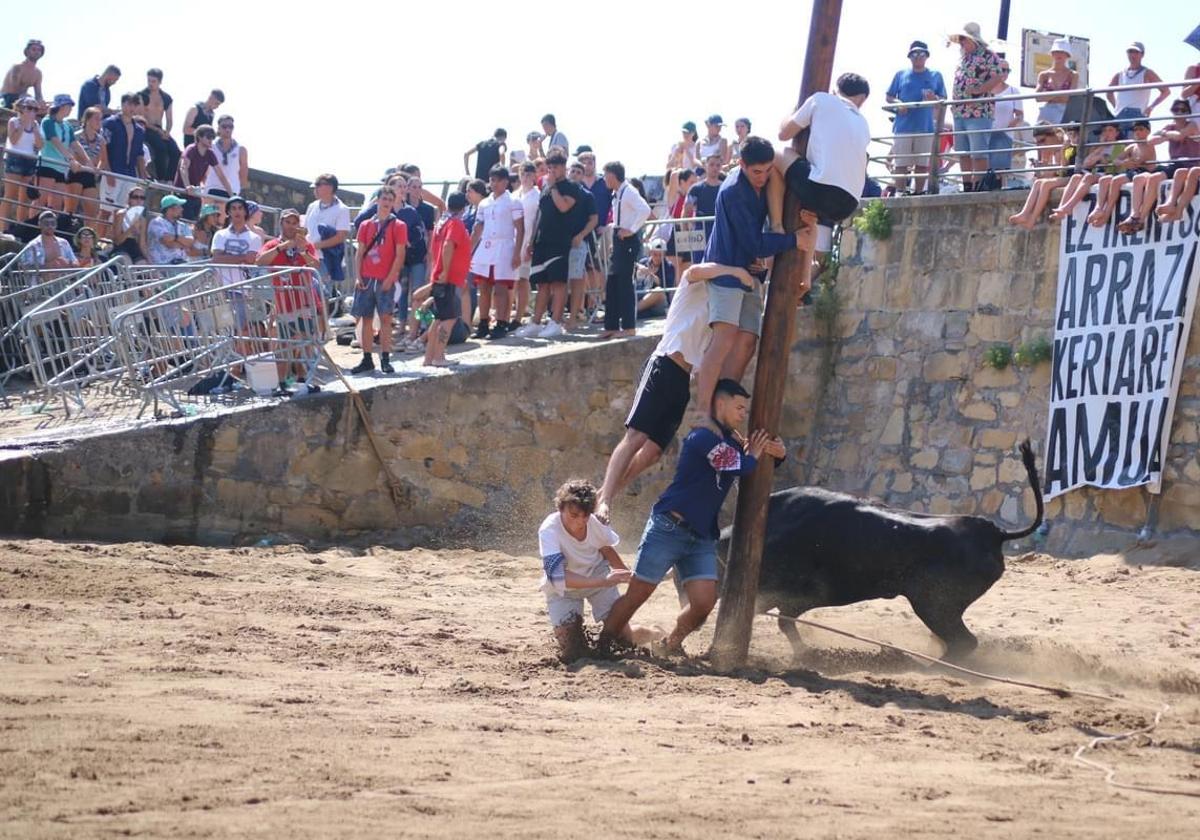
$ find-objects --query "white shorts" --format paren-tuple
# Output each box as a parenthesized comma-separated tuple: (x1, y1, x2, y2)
(545, 586, 620, 627)
(100, 175, 137, 210)
(470, 239, 516, 281)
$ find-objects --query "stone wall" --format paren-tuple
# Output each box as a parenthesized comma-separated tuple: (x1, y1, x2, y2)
(1, 191, 1197, 553)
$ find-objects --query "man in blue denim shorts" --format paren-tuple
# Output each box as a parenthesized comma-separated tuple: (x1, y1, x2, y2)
(600, 379, 785, 656)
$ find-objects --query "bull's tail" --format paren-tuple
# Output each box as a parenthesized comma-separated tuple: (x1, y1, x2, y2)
(999, 438, 1044, 542)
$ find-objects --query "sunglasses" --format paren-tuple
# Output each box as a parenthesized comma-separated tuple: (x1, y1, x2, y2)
(1172, 110, 1189, 116)
(129, 194, 145, 201)
(21, 105, 37, 111)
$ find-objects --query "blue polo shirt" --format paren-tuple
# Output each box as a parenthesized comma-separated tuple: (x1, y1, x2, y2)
(704, 168, 794, 289)
(652, 426, 758, 539)
(101, 115, 144, 176)
(885, 68, 946, 134)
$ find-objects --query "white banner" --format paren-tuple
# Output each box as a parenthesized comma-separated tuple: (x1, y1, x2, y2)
(1043, 188, 1200, 500)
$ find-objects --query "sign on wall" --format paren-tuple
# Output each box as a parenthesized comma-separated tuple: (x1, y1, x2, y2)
(1020, 29, 1090, 89)
(1043, 191, 1200, 500)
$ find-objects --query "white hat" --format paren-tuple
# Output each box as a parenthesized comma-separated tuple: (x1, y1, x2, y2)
(949, 22, 984, 45)
(1050, 37, 1072, 56)
(648, 238, 667, 251)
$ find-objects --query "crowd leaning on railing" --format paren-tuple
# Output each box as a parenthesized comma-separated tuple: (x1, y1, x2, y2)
(3, 22, 1199, 407)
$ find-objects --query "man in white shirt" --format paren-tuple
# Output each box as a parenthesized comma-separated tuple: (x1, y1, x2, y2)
(303, 173, 351, 312)
(601, 161, 651, 339)
(541, 113, 568, 156)
(769, 72, 871, 252)
(988, 60, 1024, 187)
(469, 165, 525, 339)
(596, 262, 756, 525)
(212, 196, 265, 340)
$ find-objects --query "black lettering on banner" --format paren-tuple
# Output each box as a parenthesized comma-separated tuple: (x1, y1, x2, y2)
(1138, 327, 1160, 392)
(1065, 334, 1084, 398)
(1057, 258, 1079, 329)
(1104, 251, 1134, 324)
(1157, 243, 1186, 321)
(1156, 322, 1177, 390)
(1080, 254, 1107, 327)
(1113, 329, 1137, 396)
(1045, 406, 1069, 491)
(1052, 337, 1068, 400)
(1129, 251, 1154, 323)
(1071, 401, 1122, 486)
(1079, 333, 1104, 397)
(1175, 242, 1197, 317)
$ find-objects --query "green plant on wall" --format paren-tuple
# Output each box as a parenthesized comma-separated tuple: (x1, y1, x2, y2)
(983, 343, 1013, 370)
(1013, 336, 1052, 367)
(852, 199, 893, 241)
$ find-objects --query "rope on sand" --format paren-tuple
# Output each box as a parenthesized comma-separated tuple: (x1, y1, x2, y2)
(766, 610, 1200, 799)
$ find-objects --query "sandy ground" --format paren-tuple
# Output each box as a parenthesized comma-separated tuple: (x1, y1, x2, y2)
(1, 538, 1198, 839)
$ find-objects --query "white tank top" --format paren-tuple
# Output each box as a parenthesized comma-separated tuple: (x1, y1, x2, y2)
(5, 117, 37, 158)
(1113, 67, 1151, 112)
(206, 140, 242, 193)
(697, 136, 723, 161)
(653, 275, 712, 368)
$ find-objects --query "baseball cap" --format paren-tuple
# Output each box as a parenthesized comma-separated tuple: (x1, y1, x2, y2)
(574, 145, 593, 155)
(706, 114, 724, 126)
(51, 93, 74, 110)
(682, 120, 697, 133)
(159, 194, 187, 210)
(224, 195, 249, 212)
(280, 208, 301, 220)
(199, 204, 221, 219)
(908, 40, 930, 56)
(648, 237, 667, 251)
(1127, 41, 1145, 54)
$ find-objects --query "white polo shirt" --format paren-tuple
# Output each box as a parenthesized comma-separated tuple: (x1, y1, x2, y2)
(788, 92, 870, 197)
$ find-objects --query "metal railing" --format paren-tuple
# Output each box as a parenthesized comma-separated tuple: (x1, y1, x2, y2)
(874, 78, 1200, 194)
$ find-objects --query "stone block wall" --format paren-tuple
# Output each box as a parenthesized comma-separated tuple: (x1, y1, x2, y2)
(1, 191, 1196, 553)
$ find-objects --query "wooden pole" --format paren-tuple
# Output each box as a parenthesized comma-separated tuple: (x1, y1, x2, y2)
(710, 0, 843, 671)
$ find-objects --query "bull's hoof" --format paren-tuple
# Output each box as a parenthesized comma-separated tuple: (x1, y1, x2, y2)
(941, 636, 978, 663)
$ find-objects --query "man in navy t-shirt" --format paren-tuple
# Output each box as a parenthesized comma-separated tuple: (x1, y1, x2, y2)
(599, 379, 784, 656)
(885, 40, 946, 193)
(683, 153, 724, 260)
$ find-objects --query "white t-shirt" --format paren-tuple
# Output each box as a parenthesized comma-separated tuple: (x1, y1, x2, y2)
(476, 191, 522, 244)
(653, 274, 711, 369)
(538, 512, 620, 596)
(206, 140, 242, 194)
(518, 186, 541, 243)
(303, 198, 351, 247)
(992, 85, 1022, 132)
(789, 92, 870, 198)
(211, 226, 264, 286)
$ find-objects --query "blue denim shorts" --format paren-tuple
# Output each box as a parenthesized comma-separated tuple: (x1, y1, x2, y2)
(351, 279, 392, 319)
(633, 512, 718, 585)
(952, 115, 992, 154)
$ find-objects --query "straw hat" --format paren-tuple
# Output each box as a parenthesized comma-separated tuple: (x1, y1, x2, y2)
(949, 22, 984, 45)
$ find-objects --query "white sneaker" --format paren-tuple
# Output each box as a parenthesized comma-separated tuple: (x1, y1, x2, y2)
(513, 322, 543, 338)
(538, 320, 565, 338)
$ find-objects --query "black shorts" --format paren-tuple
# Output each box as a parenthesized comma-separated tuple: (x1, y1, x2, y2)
(68, 170, 97, 189)
(531, 244, 569, 286)
(431, 282, 461, 321)
(785, 158, 860, 226)
(36, 165, 66, 183)
(626, 353, 691, 450)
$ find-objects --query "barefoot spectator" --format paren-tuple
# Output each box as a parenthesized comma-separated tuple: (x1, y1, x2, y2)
(538, 480, 636, 662)
(1, 39, 44, 109)
(66, 106, 104, 230)
(78, 65, 121, 118)
(948, 22, 1004, 191)
(1149, 101, 1200, 224)
(470, 165, 525, 340)
(304, 173, 352, 309)
(602, 161, 650, 339)
(176, 125, 230, 220)
(885, 40, 946, 194)
(1007, 124, 1071, 229)
(350, 186, 407, 375)
(3, 97, 44, 228)
(693, 136, 805, 416)
(1048, 123, 1122, 221)
(182, 90, 224, 148)
(1088, 120, 1156, 227)
(465, 128, 507, 179)
(1106, 42, 1172, 136)
(1034, 39, 1077, 127)
(698, 115, 730, 167)
(599, 380, 784, 656)
(138, 69, 181, 182)
(19, 210, 77, 268)
(38, 94, 78, 213)
(100, 94, 149, 222)
(525, 152, 582, 337)
(425, 192, 471, 367)
(147, 194, 192, 264)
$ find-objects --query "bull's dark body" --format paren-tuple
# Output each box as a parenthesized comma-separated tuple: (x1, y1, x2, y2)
(720, 442, 1043, 660)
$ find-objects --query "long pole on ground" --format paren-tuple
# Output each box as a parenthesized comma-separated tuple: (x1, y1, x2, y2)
(709, 0, 843, 672)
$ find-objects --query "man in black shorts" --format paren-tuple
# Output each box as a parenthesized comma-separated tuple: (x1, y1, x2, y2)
(769, 72, 872, 254)
(524, 152, 583, 338)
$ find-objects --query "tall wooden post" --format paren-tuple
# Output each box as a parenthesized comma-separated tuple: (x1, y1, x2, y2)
(710, 0, 843, 671)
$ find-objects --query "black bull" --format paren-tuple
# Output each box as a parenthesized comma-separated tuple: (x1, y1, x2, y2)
(717, 440, 1043, 660)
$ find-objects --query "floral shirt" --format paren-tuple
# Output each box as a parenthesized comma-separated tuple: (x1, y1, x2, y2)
(19, 236, 78, 269)
(952, 46, 1003, 120)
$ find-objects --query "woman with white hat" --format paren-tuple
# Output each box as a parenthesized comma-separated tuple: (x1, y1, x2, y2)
(948, 22, 1006, 191)
(1034, 38, 1078, 127)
